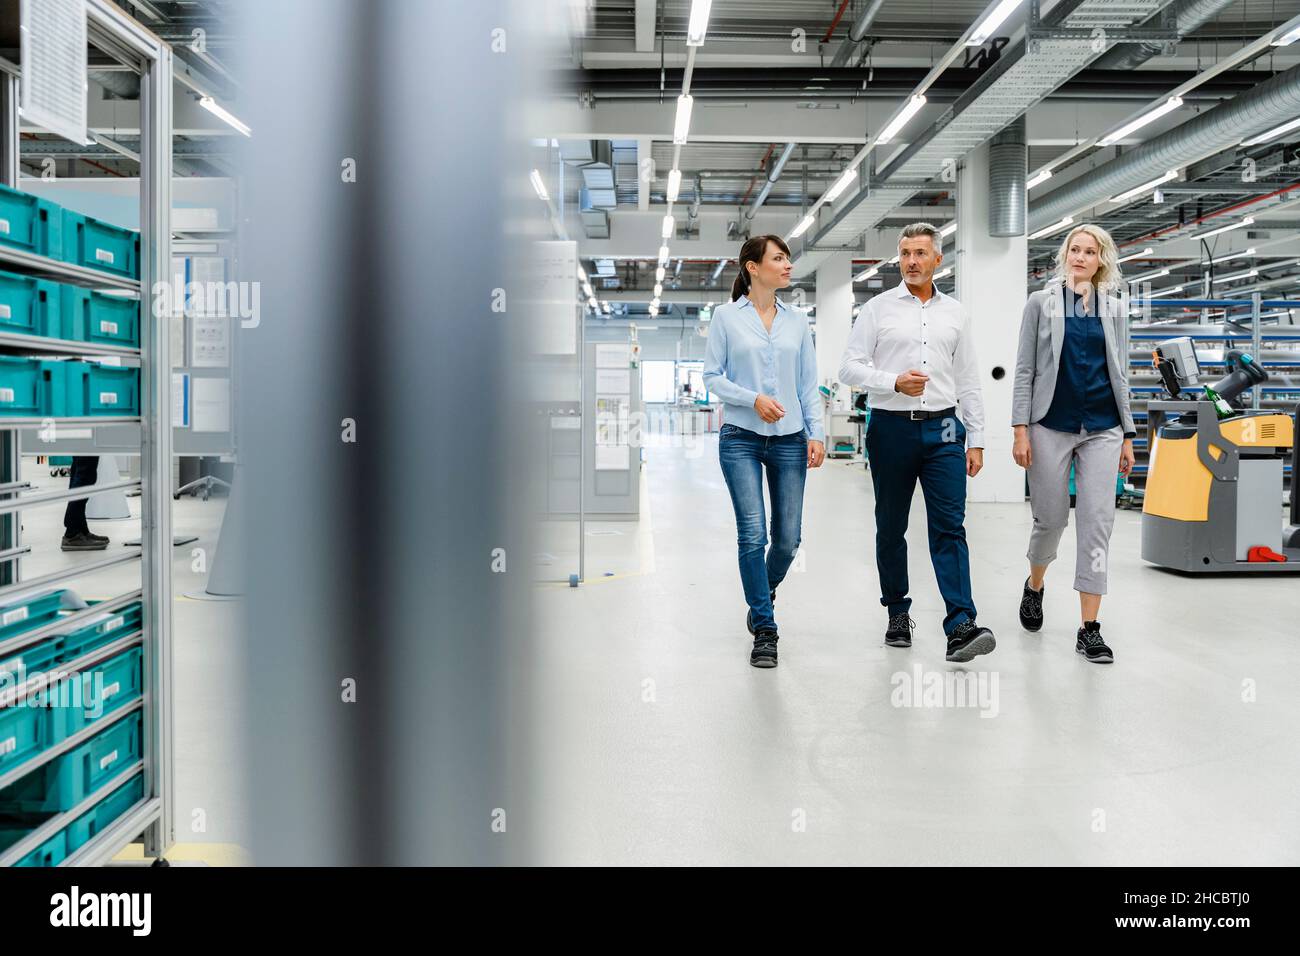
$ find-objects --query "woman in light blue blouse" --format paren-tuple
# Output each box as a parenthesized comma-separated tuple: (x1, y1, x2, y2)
(703, 234, 826, 669)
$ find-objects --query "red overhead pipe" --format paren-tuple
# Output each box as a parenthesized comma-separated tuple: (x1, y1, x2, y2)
(1120, 180, 1300, 247)
(822, 0, 853, 43)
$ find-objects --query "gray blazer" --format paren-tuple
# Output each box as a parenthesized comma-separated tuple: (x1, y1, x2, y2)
(1012, 283, 1136, 436)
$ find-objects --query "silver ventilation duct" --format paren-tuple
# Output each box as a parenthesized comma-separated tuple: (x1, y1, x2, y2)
(1090, 0, 1235, 72)
(988, 117, 1026, 237)
(1030, 61, 1300, 231)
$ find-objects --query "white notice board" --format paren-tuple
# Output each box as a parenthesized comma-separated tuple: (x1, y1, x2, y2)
(536, 241, 578, 355)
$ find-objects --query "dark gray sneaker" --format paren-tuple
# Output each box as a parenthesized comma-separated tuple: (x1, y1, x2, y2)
(945, 619, 996, 663)
(61, 532, 108, 552)
(85, 530, 110, 544)
(1076, 622, 1114, 663)
(750, 630, 778, 668)
(885, 612, 914, 647)
(1019, 578, 1044, 632)
(746, 589, 777, 636)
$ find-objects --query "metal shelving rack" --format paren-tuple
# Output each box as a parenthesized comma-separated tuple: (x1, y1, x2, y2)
(1127, 294, 1300, 495)
(0, 0, 172, 867)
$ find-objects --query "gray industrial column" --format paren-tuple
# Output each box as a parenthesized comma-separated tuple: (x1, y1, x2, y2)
(956, 142, 1027, 503)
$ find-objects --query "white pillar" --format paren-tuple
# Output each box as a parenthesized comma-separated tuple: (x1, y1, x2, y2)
(956, 144, 1026, 503)
(813, 251, 854, 434)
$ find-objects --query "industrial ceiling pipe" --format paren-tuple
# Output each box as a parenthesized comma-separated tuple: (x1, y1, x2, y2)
(830, 0, 888, 67)
(1091, 0, 1236, 72)
(744, 142, 797, 222)
(1030, 61, 1300, 231)
(988, 116, 1027, 237)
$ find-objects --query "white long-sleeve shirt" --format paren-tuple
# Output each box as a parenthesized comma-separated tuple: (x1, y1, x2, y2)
(838, 281, 986, 449)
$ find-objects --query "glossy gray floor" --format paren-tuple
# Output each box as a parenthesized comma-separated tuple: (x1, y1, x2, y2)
(532, 435, 1300, 866)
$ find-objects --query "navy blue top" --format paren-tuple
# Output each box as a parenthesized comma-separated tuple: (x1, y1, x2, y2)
(1039, 287, 1122, 434)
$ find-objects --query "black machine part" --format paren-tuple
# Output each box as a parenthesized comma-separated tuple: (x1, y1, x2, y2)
(1209, 349, 1269, 407)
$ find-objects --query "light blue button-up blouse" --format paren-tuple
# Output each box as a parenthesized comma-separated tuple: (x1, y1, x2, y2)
(702, 295, 825, 442)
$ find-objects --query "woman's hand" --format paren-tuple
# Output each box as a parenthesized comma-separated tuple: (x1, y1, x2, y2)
(1012, 425, 1032, 469)
(754, 394, 786, 423)
(1119, 438, 1136, 477)
(807, 440, 826, 469)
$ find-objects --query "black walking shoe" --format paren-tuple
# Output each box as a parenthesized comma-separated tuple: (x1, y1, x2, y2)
(745, 589, 777, 635)
(61, 532, 108, 552)
(750, 630, 778, 668)
(885, 612, 914, 647)
(1019, 578, 1044, 632)
(945, 619, 996, 663)
(1076, 621, 1114, 664)
(85, 530, 110, 544)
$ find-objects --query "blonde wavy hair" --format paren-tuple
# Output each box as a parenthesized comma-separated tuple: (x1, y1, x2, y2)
(1050, 223, 1122, 294)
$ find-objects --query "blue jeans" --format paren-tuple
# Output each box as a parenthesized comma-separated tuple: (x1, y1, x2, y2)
(717, 423, 808, 633)
(865, 412, 975, 635)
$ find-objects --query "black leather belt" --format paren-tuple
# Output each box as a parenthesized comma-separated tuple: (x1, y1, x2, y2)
(875, 407, 957, 421)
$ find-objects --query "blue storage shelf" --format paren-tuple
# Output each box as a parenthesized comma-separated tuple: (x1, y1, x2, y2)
(60, 288, 140, 348)
(0, 710, 142, 813)
(59, 211, 139, 281)
(0, 270, 62, 338)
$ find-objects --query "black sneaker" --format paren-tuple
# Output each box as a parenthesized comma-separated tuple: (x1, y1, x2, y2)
(1019, 578, 1044, 632)
(885, 612, 914, 647)
(945, 619, 996, 663)
(1076, 622, 1114, 664)
(61, 532, 108, 552)
(85, 530, 110, 544)
(750, 630, 778, 668)
(745, 589, 777, 636)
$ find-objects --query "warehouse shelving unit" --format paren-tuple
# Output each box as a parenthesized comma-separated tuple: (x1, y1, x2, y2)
(1126, 294, 1300, 495)
(0, 1, 172, 867)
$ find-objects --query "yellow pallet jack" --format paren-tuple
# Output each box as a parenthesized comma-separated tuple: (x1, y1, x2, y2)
(1142, 338, 1300, 573)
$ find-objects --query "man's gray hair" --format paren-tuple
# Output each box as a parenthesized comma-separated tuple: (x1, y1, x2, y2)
(898, 221, 942, 254)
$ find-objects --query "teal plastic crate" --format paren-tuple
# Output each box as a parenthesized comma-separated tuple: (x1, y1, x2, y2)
(57, 646, 143, 737)
(0, 356, 57, 418)
(56, 602, 143, 664)
(0, 184, 61, 258)
(14, 829, 66, 867)
(0, 588, 66, 642)
(56, 362, 140, 417)
(66, 773, 144, 856)
(60, 210, 139, 280)
(0, 693, 57, 777)
(0, 270, 62, 338)
(0, 711, 142, 813)
(60, 288, 140, 348)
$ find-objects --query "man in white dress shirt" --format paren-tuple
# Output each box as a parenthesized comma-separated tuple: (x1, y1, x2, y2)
(838, 222, 996, 663)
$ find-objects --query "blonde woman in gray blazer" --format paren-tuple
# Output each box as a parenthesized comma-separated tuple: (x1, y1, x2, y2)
(1011, 223, 1136, 664)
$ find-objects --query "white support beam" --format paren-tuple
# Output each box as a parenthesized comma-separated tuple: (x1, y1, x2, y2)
(550, 98, 872, 145)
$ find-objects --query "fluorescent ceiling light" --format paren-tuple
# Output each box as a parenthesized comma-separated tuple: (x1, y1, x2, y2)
(601, 301, 610, 313)
(1148, 285, 1184, 297)
(967, 0, 1024, 47)
(581, 280, 594, 297)
(648, 306, 658, 316)
(658, 245, 670, 264)
(1028, 215, 1073, 240)
(577, 265, 587, 281)
(654, 283, 663, 297)
(710, 259, 727, 280)
(1117, 246, 1154, 264)
(655, 265, 666, 281)
(686, 0, 712, 46)
(199, 96, 251, 136)
(788, 213, 816, 239)
(854, 266, 880, 282)
(933, 267, 953, 279)
(661, 215, 675, 238)
(529, 168, 549, 202)
(666, 169, 682, 203)
(1212, 268, 1258, 285)
(1099, 96, 1183, 147)
(1271, 23, 1300, 46)
(1210, 247, 1256, 265)
(1108, 170, 1178, 204)
(1026, 169, 1053, 190)
(824, 167, 857, 202)
(939, 221, 957, 238)
(1128, 268, 1170, 284)
(651, 296, 660, 308)
(1193, 215, 1254, 240)
(887, 254, 900, 265)
(1241, 116, 1300, 146)
(878, 94, 926, 145)
(637, 324, 660, 330)
(673, 95, 694, 146)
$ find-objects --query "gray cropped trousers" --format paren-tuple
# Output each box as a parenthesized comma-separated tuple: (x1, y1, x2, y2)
(1025, 422, 1124, 594)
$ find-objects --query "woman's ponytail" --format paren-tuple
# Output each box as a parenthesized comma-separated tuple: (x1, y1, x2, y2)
(730, 269, 750, 301)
